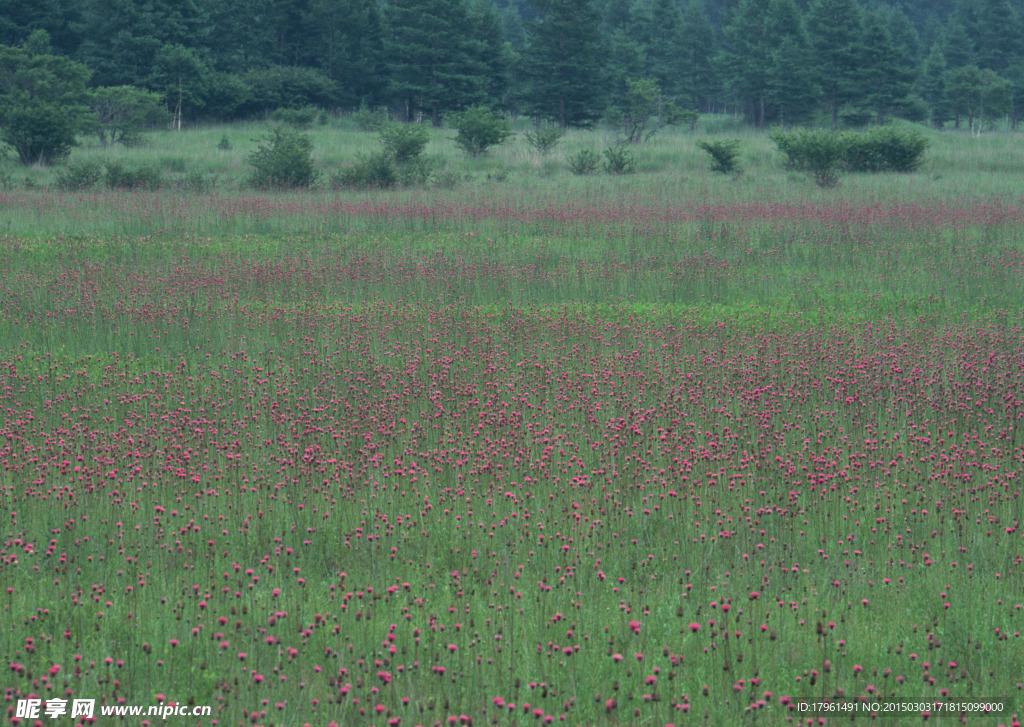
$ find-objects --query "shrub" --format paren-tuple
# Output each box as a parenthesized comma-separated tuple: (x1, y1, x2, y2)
(770, 128, 850, 187)
(395, 156, 434, 187)
(567, 148, 600, 175)
(602, 143, 636, 174)
(331, 150, 397, 190)
(843, 125, 928, 173)
(450, 106, 513, 156)
(524, 126, 564, 156)
(270, 106, 319, 129)
(697, 139, 742, 174)
(379, 123, 429, 165)
(55, 160, 103, 191)
(247, 125, 319, 189)
(239, 66, 337, 118)
(104, 161, 163, 190)
(182, 169, 217, 194)
(353, 102, 388, 132)
(218, 134, 232, 151)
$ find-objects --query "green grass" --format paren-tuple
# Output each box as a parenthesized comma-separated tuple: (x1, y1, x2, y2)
(1, 119, 1023, 727)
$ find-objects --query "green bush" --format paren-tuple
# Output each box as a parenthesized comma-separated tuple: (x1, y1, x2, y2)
(697, 139, 742, 174)
(602, 143, 636, 174)
(104, 161, 164, 190)
(182, 169, 218, 194)
(395, 156, 434, 187)
(770, 128, 850, 188)
(239, 66, 337, 118)
(379, 123, 429, 165)
(843, 125, 928, 173)
(523, 126, 564, 156)
(218, 134, 232, 151)
(353, 102, 388, 132)
(450, 106, 513, 156)
(567, 148, 600, 175)
(270, 106, 319, 129)
(55, 160, 103, 191)
(331, 150, 397, 190)
(247, 125, 319, 189)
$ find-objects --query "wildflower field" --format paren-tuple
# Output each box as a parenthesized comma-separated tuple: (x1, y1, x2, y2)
(1, 130, 1023, 726)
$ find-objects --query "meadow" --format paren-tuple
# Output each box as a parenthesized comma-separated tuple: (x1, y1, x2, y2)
(1, 121, 1023, 726)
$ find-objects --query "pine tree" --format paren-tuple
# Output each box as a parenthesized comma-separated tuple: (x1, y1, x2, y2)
(806, 0, 864, 128)
(974, 0, 1022, 72)
(765, 0, 818, 126)
(678, 0, 716, 112)
(858, 10, 913, 124)
(468, 0, 512, 107)
(940, 19, 975, 70)
(387, 0, 485, 124)
(718, 0, 770, 127)
(642, 0, 686, 100)
(520, 0, 607, 127)
(919, 42, 952, 127)
(311, 0, 387, 107)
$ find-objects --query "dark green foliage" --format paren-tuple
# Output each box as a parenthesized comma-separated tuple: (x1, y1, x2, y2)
(89, 85, 165, 146)
(602, 143, 636, 174)
(614, 78, 677, 143)
(247, 126, 319, 189)
(523, 125, 564, 156)
(353, 103, 389, 131)
(770, 127, 851, 187)
(944, 64, 1013, 132)
(103, 161, 163, 190)
(378, 123, 429, 165)
(0, 45, 91, 164)
(858, 10, 914, 125)
(842, 125, 928, 172)
(270, 106, 319, 128)
(239, 66, 338, 119)
(918, 42, 952, 127)
(520, 0, 607, 127)
(182, 169, 218, 193)
(805, 0, 864, 128)
(331, 150, 398, 189)
(450, 106, 513, 156)
(697, 138, 742, 174)
(567, 148, 600, 175)
(386, 0, 487, 125)
(218, 134, 232, 150)
(55, 159, 103, 190)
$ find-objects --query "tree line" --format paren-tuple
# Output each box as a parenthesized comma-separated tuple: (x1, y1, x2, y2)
(1, 0, 1022, 162)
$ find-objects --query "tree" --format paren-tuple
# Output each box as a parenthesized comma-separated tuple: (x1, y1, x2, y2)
(640, 0, 687, 100)
(310, 0, 388, 107)
(0, 44, 90, 164)
(806, 0, 864, 128)
(918, 42, 952, 127)
(387, 0, 485, 125)
(858, 10, 913, 124)
(940, 19, 974, 71)
(149, 43, 210, 129)
(89, 85, 165, 145)
(612, 78, 680, 143)
(468, 0, 512, 108)
(974, 0, 1022, 73)
(944, 64, 1013, 134)
(520, 0, 607, 127)
(678, 0, 717, 112)
(718, 0, 770, 127)
(765, 0, 817, 126)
